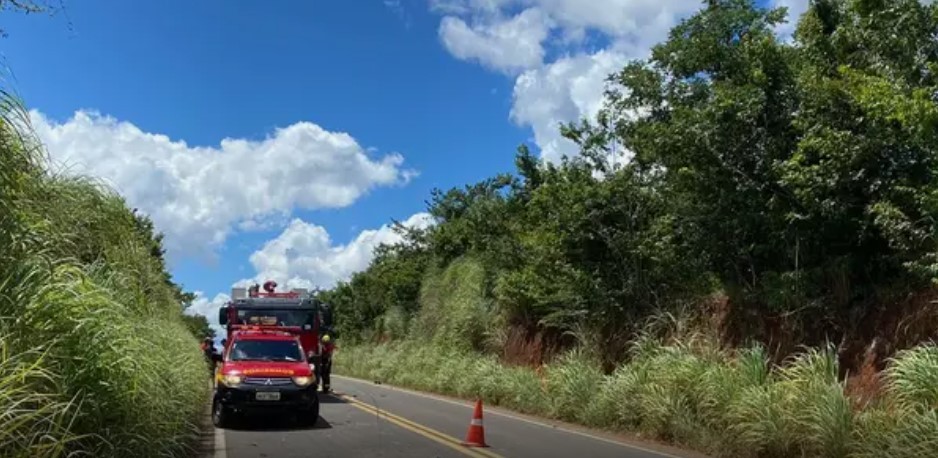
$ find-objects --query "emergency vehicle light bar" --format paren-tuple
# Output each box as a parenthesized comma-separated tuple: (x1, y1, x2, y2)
(234, 326, 295, 336)
(230, 285, 309, 299)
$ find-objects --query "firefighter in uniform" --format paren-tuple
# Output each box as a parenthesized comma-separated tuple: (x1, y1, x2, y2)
(318, 301, 336, 393)
(200, 337, 216, 379)
(320, 332, 335, 392)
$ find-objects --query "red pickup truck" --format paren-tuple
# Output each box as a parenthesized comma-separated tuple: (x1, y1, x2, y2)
(212, 328, 319, 428)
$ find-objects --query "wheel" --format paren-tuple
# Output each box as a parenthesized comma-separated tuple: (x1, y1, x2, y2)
(212, 398, 232, 428)
(301, 394, 320, 427)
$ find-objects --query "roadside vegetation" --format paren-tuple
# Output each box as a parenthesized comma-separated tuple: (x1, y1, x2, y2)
(0, 88, 209, 455)
(337, 309, 938, 457)
(325, 1, 938, 456)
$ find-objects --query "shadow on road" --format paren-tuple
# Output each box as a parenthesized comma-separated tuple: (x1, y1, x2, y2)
(319, 393, 347, 404)
(224, 414, 333, 432)
(220, 394, 346, 432)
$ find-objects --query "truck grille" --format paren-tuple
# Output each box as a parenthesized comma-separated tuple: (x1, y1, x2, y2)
(243, 377, 293, 386)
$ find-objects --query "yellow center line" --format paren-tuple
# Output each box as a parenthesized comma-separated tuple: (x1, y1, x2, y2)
(336, 393, 504, 458)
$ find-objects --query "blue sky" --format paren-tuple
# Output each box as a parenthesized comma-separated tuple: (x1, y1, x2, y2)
(0, 0, 804, 325)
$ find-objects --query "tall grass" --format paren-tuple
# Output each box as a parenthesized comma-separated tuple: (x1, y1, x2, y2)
(335, 335, 938, 458)
(0, 83, 208, 456)
(0, 336, 81, 458)
(848, 345, 938, 458)
(409, 257, 494, 352)
(333, 235, 938, 457)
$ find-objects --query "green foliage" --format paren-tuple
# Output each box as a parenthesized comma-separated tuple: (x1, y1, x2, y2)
(325, 0, 938, 360)
(0, 84, 207, 456)
(849, 343, 938, 458)
(580, 0, 938, 320)
(323, 2, 938, 456)
(318, 231, 432, 343)
(410, 257, 493, 351)
(0, 338, 79, 457)
(328, 146, 709, 361)
(336, 328, 938, 458)
(290, 0, 938, 452)
(180, 313, 216, 341)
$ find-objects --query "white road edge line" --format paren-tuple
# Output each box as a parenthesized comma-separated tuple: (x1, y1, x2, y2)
(214, 424, 227, 458)
(333, 374, 687, 458)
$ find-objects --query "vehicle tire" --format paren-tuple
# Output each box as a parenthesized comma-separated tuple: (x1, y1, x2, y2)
(302, 395, 320, 427)
(212, 399, 231, 429)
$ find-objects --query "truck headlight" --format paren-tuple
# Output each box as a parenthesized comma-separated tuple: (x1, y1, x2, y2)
(220, 374, 243, 387)
(292, 376, 313, 387)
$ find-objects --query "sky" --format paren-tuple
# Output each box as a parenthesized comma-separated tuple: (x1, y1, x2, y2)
(0, 0, 809, 335)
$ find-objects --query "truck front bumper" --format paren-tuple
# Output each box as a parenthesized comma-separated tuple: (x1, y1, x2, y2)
(215, 382, 318, 413)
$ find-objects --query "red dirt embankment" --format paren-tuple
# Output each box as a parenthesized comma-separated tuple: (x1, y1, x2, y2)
(499, 288, 938, 404)
(710, 288, 938, 403)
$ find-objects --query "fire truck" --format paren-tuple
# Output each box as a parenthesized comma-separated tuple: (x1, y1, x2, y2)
(217, 281, 336, 392)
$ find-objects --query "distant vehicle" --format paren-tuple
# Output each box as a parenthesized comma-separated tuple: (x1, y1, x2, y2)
(212, 328, 319, 427)
(217, 281, 337, 392)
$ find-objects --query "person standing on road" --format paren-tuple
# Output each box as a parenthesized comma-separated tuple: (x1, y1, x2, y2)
(320, 332, 334, 393)
(201, 337, 217, 379)
(315, 300, 337, 393)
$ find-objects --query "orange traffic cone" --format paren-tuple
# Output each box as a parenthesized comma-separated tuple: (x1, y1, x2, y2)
(462, 399, 488, 448)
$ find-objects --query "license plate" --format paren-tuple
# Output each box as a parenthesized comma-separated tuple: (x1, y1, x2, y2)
(255, 391, 280, 401)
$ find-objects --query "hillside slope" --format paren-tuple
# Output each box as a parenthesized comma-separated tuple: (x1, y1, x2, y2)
(0, 88, 209, 456)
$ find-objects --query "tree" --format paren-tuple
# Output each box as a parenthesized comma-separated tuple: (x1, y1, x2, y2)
(180, 313, 215, 341)
(316, 0, 938, 364)
(569, 0, 938, 341)
(784, 0, 938, 289)
(131, 208, 197, 308)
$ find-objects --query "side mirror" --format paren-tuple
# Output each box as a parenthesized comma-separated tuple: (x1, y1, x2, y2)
(211, 353, 223, 363)
(218, 306, 228, 326)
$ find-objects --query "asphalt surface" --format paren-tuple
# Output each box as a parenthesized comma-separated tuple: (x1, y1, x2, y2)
(212, 375, 704, 458)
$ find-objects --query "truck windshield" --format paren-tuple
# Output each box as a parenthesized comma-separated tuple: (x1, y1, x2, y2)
(228, 340, 304, 362)
(236, 309, 313, 327)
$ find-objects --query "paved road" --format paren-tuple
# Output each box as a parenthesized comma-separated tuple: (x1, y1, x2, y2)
(212, 375, 705, 458)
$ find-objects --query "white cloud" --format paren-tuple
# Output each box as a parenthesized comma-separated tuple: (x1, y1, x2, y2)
(236, 213, 291, 232)
(772, 0, 808, 38)
(437, 0, 938, 162)
(436, 0, 699, 43)
(440, 8, 553, 74)
(241, 212, 436, 291)
(31, 110, 416, 262)
(510, 48, 631, 162)
(184, 291, 230, 339)
(528, 0, 697, 39)
(384, 0, 414, 28)
(430, 0, 507, 15)
(432, 0, 704, 161)
(183, 212, 435, 332)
